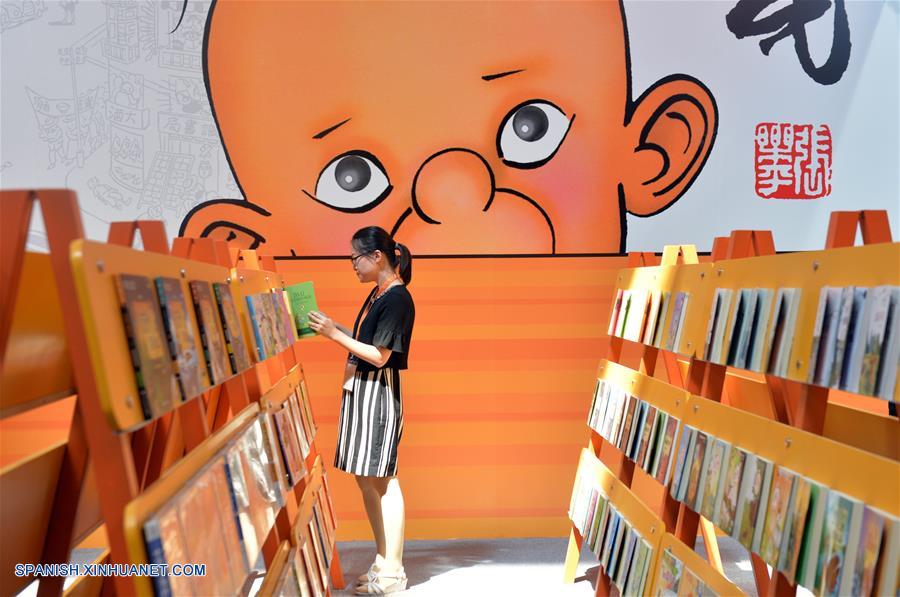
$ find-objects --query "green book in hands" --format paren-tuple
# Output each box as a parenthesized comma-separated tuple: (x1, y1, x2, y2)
(285, 281, 319, 338)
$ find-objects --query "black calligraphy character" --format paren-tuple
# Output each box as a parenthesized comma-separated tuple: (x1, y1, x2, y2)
(726, 0, 851, 85)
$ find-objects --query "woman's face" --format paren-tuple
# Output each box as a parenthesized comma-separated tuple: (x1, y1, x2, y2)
(350, 243, 381, 283)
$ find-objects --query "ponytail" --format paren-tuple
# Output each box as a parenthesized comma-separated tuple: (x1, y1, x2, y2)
(395, 242, 412, 285)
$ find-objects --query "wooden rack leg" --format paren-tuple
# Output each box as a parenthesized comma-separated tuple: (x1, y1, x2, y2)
(766, 570, 798, 597)
(329, 543, 346, 590)
(563, 526, 584, 583)
(750, 553, 770, 596)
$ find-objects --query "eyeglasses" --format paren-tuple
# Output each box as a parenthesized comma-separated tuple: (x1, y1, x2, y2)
(350, 252, 372, 266)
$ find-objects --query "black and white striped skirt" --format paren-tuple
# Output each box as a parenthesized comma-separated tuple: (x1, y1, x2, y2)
(334, 367, 404, 477)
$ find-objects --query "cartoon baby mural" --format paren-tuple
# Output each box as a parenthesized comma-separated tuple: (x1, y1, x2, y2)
(179, 1, 718, 256)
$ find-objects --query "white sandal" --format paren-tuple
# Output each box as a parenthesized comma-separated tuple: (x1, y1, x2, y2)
(357, 561, 380, 585)
(354, 568, 408, 595)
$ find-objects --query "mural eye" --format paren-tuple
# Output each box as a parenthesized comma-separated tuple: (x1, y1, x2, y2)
(312, 151, 392, 212)
(497, 100, 573, 169)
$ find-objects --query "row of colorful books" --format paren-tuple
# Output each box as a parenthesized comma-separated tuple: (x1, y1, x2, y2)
(142, 404, 331, 597)
(806, 285, 899, 400)
(587, 379, 681, 487)
(568, 467, 658, 596)
(608, 283, 899, 400)
(116, 273, 320, 422)
(654, 548, 716, 597)
(271, 379, 318, 487)
(667, 426, 899, 597)
(284, 482, 338, 597)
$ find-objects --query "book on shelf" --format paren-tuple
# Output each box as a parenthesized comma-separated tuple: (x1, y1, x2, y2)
(725, 289, 750, 368)
(608, 289, 624, 336)
(735, 289, 760, 369)
(143, 500, 191, 597)
(735, 454, 773, 553)
(778, 475, 813, 582)
(189, 280, 233, 385)
(747, 288, 774, 372)
(795, 480, 828, 590)
(678, 569, 703, 597)
(818, 490, 865, 597)
(300, 537, 325, 597)
(643, 290, 663, 344)
(811, 287, 843, 387)
(766, 288, 802, 377)
(291, 544, 314, 597)
(273, 406, 306, 486)
(212, 282, 253, 375)
(273, 289, 298, 346)
(715, 446, 747, 536)
(654, 415, 680, 486)
(616, 291, 633, 338)
(116, 273, 180, 419)
(656, 547, 684, 597)
(667, 292, 691, 354)
(618, 395, 639, 452)
(674, 427, 699, 503)
(699, 438, 729, 520)
(858, 286, 894, 396)
(704, 288, 732, 363)
(760, 466, 797, 567)
(624, 289, 649, 342)
(874, 287, 900, 400)
(646, 410, 668, 475)
(829, 287, 857, 387)
(670, 425, 695, 499)
(684, 431, 709, 509)
(849, 506, 886, 597)
(155, 276, 209, 401)
(307, 518, 330, 592)
(615, 528, 638, 590)
(635, 405, 658, 469)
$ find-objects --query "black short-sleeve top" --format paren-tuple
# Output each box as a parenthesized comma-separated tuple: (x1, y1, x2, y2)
(351, 284, 415, 372)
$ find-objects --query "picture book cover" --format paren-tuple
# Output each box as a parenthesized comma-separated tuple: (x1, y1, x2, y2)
(653, 291, 672, 348)
(273, 289, 298, 346)
(700, 439, 728, 520)
(273, 406, 306, 486)
(778, 475, 812, 581)
(308, 518, 330, 589)
(858, 285, 893, 395)
(829, 286, 856, 388)
(627, 401, 648, 460)
(588, 379, 601, 428)
(734, 289, 759, 369)
(155, 276, 209, 401)
(795, 481, 829, 589)
(737, 455, 772, 550)
(635, 540, 654, 596)
(850, 506, 884, 597)
(676, 426, 699, 503)
(678, 569, 703, 597)
(608, 289, 624, 336)
(263, 291, 289, 353)
(617, 290, 633, 338)
(808, 286, 832, 383)
(814, 287, 843, 387)
(584, 487, 600, 538)
(618, 395, 639, 452)
(710, 288, 734, 364)
(759, 466, 796, 566)
(635, 405, 658, 468)
(748, 288, 774, 372)
(288, 391, 311, 458)
(684, 431, 708, 508)
(189, 280, 232, 385)
(672, 293, 692, 355)
(643, 290, 663, 344)
(311, 507, 331, 570)
(249, 293, 279, 359)
(624, 289, 649, 342)
(817, 490, 862, 597)
(116, 273, 179, 419)
(715, 446, 747, 536)
(209, 457, 251, 579)
(300, 538, 325, 597)
(615, 529, 639, 589)
(874, 287, 900, 400)
(646, 411, 668, 475)
(725, 288, 749, 366)
(665, 292, 687, 352)
(607, 518, 628, 581)
(212, 282, 252, 374)
(657, 548, 684, 597)
(655, 415, 680, 486)
(874, 512, 900, 597)
(601, 510, 620, 569)
(670, 425, 695, 498)
(841, 287, 872, 392)
(704, 288, 724, 361)
(766, 288, 801, 376)
(623, 537, 647, 596)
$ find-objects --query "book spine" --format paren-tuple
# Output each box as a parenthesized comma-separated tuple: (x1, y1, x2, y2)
(838, 501, 867, 596)
(143, 518, 173, 597)
(752, 460, 774, 553)
(245, 296, 267, 362)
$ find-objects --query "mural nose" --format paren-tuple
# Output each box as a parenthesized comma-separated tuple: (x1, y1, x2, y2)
(412, 149, 494, 224)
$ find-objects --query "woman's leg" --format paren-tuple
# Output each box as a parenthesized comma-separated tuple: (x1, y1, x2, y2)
(371, 476, 405, 571)
(356, 475, 387, 559)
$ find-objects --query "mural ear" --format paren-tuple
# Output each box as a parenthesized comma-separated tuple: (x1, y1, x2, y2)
(178, 199, 271, 250)
(622, 75, 717, 216)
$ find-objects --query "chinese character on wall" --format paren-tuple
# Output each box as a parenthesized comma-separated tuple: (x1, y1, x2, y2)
(754, 123, 833, 199)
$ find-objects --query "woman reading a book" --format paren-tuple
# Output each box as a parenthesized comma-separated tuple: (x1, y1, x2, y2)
(307, 226, 415, 595)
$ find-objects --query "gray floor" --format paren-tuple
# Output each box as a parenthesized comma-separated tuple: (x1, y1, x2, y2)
(333, 536, 758, 596)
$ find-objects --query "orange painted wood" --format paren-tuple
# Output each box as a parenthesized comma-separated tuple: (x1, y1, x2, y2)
(106, 221, 170, 254)
(710, 237, 729, 260)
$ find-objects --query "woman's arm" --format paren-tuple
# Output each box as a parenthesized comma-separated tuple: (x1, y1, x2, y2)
(307, 311, 391, 368)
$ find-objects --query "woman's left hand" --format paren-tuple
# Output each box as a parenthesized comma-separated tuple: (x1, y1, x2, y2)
(307, 310, 337, 339)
